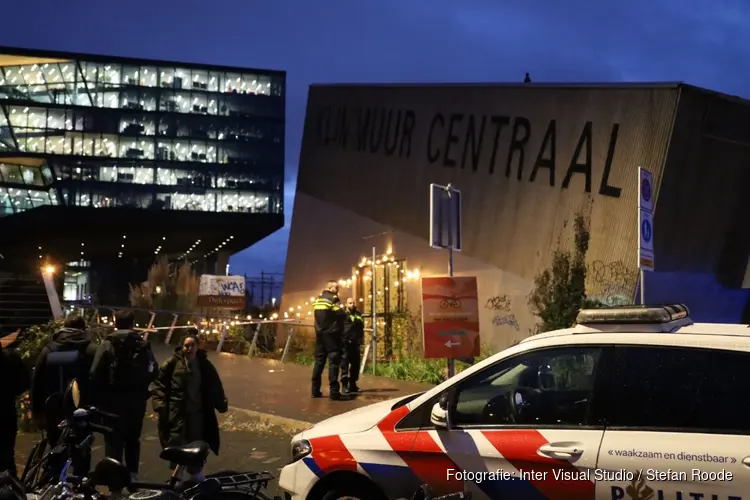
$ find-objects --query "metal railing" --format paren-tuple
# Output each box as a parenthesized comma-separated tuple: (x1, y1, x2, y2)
(70, 304, 378, 373)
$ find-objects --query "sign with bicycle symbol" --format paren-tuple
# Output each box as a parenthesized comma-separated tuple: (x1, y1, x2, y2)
(421, 276, 480, 359)
(439, 295, 462, 309)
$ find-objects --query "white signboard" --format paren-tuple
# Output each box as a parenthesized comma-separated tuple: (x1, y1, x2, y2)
(429, 183, 462, 251)
(638, 167, 654, 272)
(199, 275, 246, 296)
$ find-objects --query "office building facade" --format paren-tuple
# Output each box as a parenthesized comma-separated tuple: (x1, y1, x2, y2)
(281, 83, 750, 350)
(0, 47, 285, 305)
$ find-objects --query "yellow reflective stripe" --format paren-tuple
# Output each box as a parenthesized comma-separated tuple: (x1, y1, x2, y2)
(313, 304, 331, 310)
(313, 297, 333, 310)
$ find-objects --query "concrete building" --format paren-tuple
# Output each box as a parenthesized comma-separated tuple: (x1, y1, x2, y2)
(281, 83, 750, 350)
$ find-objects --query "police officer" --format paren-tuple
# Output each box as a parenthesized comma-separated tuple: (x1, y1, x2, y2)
(311, 281, 346, 400)
(340, 297, 364, 395)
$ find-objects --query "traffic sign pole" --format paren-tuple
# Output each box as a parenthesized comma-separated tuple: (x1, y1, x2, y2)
(446, 185, 455, 379)
(637, 167, 655, 305)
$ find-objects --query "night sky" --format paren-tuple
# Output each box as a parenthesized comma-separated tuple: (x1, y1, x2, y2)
(3, 0, 748, 279)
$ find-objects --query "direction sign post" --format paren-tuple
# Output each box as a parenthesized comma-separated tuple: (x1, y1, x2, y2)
(429, 183, 463, 377)
(637, 167, 655, 305)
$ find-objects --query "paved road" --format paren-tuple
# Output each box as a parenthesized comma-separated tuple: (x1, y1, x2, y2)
(153, 344, 435, 424)
(15, 409, 296, 498)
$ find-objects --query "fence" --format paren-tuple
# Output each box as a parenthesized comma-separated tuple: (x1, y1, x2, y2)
(72, 304, 381, 375)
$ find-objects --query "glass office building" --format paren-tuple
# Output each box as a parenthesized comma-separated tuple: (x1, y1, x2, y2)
(0, 47, 285, 304)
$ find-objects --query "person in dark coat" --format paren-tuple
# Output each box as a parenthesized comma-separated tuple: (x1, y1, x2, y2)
(340, 297, 364, 395)
(311, 281, 347, 400)
(150, 331, 228, 480)
(90, 309, 157, 480)
(0, 336, 31, 478)
(30, 315, 97, 447)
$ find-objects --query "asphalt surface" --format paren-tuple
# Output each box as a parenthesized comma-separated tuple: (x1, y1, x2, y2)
(14, 409, 299, 499)
(152, 344, 435, 424)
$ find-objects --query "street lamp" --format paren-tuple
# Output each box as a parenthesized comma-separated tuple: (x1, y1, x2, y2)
(43, 265, 55, 275)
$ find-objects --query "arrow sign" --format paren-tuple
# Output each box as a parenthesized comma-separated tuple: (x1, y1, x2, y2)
(444, 339, 460, 348)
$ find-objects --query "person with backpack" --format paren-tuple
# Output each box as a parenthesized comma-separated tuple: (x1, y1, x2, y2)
(0, 335, 30, 478)
(150, 330, 228, 481)
(89, 309, 157, 480)
(30, 315, 97, 448)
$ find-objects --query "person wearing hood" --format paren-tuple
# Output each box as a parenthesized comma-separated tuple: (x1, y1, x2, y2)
(150, 330, 228, 481)
(30, 315, 97, 448)
(89, 309, 157, 480)
(0, 332, 30, 478)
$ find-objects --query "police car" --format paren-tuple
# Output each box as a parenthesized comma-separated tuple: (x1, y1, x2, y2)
(279, 304, 749, 500)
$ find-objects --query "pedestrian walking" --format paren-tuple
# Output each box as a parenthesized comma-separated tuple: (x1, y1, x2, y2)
(340, 297, 364, 395)
(30, 315, 97, 449)
(311, 281, 347, 400)
(0, 334, 30, 477)
(150, 331, 228, 481)
(89, 309, 157, 480)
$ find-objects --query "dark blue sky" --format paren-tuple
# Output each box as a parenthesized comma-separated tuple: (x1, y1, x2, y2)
(4, 0, 748, 278)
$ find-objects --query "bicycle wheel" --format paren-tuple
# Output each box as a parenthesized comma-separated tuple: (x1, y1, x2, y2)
(20, 436, 47, 487)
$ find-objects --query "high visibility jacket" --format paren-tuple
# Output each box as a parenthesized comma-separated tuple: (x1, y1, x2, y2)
(313, 290, 346, 336)
(343, 308, 365, 344)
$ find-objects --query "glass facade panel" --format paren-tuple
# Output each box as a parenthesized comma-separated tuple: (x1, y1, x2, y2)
(0, 163, 22, 183)
(0, 186, 12, 215)
(0, 50, 284, 216)
(7, 186, 33, 211)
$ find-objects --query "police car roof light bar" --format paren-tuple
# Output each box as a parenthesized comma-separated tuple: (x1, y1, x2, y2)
(576, 304, 690, 325)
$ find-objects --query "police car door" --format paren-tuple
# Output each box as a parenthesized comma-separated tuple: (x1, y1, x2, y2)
(596, 343, 749, 500)
(431, 345, 610, 500)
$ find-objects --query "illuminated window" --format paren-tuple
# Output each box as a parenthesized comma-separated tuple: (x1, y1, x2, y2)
(119, 139, 154, 160)
(0, 163, 22, 183)
(159, 67, 175, 88)
(0, 187, 12, 215)
(120, 117, 156, 136)
(20, 166, 44, 186)
(100, 166, 153, 184)
(7, 187, 33, 211)
(156, 192, 215, 211)
(141, 67, 157, 87)
(28, 189, 51, 207)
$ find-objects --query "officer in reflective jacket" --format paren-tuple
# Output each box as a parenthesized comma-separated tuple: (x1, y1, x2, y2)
(340, 297, 364, 394)
(311, 281, 347, 400)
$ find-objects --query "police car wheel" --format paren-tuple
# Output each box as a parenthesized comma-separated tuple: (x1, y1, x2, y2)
(320, 485, 378, 500)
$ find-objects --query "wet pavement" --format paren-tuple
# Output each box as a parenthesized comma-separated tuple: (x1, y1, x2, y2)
(15, 409, 296, 499)
(153, 344, 435, 424)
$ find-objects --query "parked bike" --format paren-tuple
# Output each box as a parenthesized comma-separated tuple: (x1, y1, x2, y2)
(21, 379, 278, 500)
(411, 485, 472, 500)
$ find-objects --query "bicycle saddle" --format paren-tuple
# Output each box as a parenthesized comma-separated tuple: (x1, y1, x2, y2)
(159, 441, 210, 467)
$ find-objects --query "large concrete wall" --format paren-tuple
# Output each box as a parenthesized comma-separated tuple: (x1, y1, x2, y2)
(281, 84, 684, 348)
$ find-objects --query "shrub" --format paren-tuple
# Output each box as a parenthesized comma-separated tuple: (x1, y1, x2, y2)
(528, 214, 603, 333)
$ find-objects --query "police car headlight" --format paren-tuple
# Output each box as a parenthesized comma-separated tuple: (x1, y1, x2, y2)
(290, 439, 312, 463)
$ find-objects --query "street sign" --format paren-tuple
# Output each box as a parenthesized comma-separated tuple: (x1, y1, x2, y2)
(429, 183, 462, 251)
(638, 167, 655, 272)
(421, 276, 480, 359)
(639, 167, 654, 213)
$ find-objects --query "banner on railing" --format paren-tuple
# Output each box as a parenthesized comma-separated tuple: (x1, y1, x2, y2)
(198, 275, 247, 308)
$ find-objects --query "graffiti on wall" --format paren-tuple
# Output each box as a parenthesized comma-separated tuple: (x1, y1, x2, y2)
(486, 295, 520, 331)
(588, 260, 637, 305)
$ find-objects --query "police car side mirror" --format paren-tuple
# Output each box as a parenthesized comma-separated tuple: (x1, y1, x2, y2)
(431, 393, 453, 430)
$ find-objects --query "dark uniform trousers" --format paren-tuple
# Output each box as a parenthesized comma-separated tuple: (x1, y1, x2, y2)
(340, 340, 361, 387)
(311, 331, 342, 394)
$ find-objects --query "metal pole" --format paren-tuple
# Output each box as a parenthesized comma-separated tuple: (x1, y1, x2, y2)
(281, 326, 294, 362)
(216, 324, 227, 352)
(446, 185, 456, 379)
(143, 312, 156, 341)
(164, 313, 179, 344)
(639, 269, 646, 305)
(371, 246, 377, 374)
(248, 323, 261, 357)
